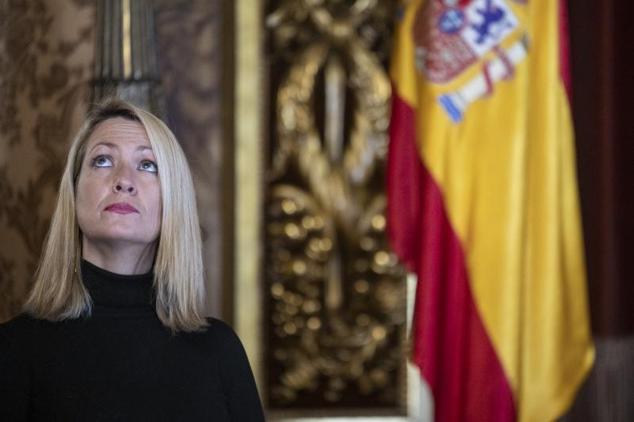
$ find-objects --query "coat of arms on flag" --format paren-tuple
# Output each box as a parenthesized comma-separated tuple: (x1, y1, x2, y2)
(413, 0, 529, 122)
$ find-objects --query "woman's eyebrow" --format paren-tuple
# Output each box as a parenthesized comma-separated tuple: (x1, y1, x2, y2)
(88, 143, 153, 153)
(89, 142, 117, 153)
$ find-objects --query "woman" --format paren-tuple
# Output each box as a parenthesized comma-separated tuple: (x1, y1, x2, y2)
(0, 99, 265, 421)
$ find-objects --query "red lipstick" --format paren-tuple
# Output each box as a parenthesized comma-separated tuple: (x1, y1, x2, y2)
(104, 202, 139, 214)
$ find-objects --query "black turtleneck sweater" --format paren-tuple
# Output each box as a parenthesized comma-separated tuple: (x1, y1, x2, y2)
(0, 260, 265, 421)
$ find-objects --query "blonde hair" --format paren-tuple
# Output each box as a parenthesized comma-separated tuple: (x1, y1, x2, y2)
(23, 98, 208, 332)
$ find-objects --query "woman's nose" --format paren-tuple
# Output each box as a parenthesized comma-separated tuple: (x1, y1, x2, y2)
(113, 182, 136, 194)
(112, 168, 137, 195)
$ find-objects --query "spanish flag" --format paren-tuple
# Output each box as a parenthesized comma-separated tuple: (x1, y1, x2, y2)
(386, 0, 594, 421)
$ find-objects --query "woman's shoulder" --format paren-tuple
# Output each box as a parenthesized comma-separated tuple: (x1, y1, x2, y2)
(202, 317, 241, 342)
(200, 318, 259, 395)
(0, 313, 41, 333)
(197, 317, 248, 356)
(0, 313, 44, 349)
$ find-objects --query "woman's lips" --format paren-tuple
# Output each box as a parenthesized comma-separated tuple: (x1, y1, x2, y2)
(104, 202, 139, 214)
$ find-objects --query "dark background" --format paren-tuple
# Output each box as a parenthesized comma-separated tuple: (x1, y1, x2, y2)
(565, 0, 634, 419)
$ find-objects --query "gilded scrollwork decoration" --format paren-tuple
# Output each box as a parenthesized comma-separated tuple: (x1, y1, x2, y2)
(265, 0, 406, 413)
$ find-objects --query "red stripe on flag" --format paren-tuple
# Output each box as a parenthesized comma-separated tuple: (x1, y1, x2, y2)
(387, 93, 516, 421)
(559, 0, 572, 99)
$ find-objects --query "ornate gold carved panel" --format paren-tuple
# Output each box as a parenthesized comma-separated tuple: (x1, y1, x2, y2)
(264, 0, 406, 414)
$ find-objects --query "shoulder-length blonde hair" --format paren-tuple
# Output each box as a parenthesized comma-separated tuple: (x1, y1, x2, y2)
(23, 98, 207, 332)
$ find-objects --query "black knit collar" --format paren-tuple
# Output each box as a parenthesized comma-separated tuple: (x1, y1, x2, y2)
(81, 259, 154, 309)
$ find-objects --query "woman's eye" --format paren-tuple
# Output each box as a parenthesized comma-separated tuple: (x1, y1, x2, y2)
(139, 160, 158, 173)
(92, 155, 113, 168)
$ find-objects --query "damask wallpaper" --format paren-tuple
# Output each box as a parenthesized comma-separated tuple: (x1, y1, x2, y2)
(0, 0, 95, 322)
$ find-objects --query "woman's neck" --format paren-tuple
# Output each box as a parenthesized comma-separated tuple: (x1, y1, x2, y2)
(81, 239, 156, 275)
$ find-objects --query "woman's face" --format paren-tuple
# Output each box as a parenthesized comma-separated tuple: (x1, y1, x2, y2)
(76, 117, 162, 253)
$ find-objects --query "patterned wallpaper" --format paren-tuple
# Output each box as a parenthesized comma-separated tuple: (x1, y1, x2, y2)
(0, 0, 95, 322)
